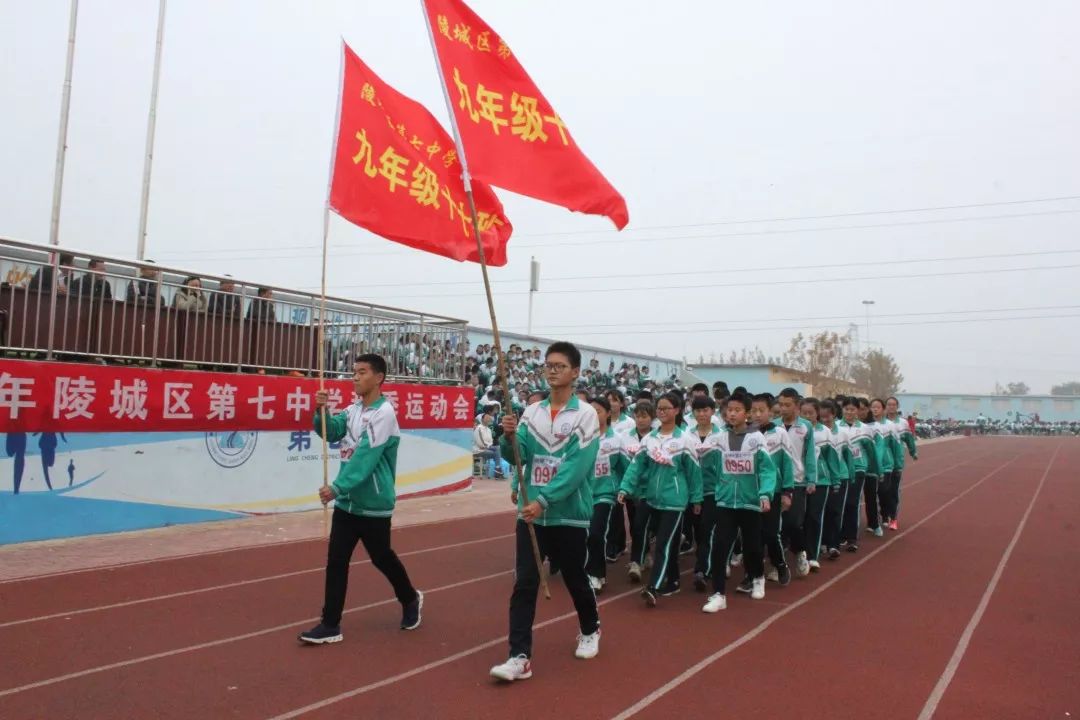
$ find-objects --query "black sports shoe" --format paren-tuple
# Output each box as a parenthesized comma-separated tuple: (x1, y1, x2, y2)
(679, 539, 694, 555)
(548, 563, 561, 578)
(828, 548, 841, 560)
(735, 576, 754, 594)
(605, 553, 619, 564)
(659, 579, 681, 597)
(845, 543, 858, 553)
(641, 587, 658, 607)
(777, 563, 792, 587)
(298, 623, 343, 645)
(401, 590, 423, 631)
(693, 571, 708, 593)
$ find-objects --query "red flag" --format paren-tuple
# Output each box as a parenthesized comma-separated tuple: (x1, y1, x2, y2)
(422, 0, 629, 230)
(329, 42, 512, 265)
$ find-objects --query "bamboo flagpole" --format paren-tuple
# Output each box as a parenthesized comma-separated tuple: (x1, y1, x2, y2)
(316, 42, 349, 535)
(420, 2, 551, 600)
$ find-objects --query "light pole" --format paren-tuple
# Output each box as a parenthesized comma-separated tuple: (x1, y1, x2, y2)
(526, 256, 539, 336)
(861, 300, 875, 352)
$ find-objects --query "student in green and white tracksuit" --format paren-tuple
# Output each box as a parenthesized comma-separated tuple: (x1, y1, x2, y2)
(820, 400, 852, 558)
(866, 398, 895, 536)
(840, 397, 873, 549)
(690, 395, 725, 588)
(701, 393, 777, 612)
(300, 353, 421, 645)
(585, 396, 627, 591)
(884, 397, 918, 528)
(750, 393, 795, 584)
(777, 388, 818, 577)
(491, 342, 602, 682)
(618, 392, 703, 606)
(801, 398, 843, 570)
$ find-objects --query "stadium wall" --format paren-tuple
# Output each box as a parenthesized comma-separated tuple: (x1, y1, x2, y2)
(897, 393, 1080, 422)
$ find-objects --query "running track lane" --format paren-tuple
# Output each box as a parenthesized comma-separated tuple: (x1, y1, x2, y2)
(607, 439, 1061, 720)
(265, 441, 1017, 719)
(920, 439, 1080, 718)
(0, 439, 1002, 719)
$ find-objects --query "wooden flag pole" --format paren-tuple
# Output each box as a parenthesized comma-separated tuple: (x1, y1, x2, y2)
(420, 2, 550, 600)
(317, 43, 348, 536)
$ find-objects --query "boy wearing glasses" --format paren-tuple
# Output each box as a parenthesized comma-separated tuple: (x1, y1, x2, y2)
(490, 342, 602, 683)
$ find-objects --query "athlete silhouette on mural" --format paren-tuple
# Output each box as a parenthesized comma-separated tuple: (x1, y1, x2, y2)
(6, 432, 27, 494)
(68, 458, 76, 487)
(33, 432, 67, 491)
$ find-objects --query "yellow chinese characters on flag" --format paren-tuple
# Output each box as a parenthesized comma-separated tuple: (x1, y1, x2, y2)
(329, 42, 512, 265)
(423, 0, 628, 229)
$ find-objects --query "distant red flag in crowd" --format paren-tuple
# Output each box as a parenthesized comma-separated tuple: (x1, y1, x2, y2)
(422, 0, 629, 230)
(329, 42, 512, 265)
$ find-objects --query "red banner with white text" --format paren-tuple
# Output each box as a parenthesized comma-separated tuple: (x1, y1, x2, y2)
(0, 360, 472, 433)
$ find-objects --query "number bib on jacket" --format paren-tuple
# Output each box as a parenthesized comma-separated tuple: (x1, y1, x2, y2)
(723, 451, 755, 475)
(594, 458, 611, 477)
(532, 455, 561, 487)
(851, 444, 862, 458)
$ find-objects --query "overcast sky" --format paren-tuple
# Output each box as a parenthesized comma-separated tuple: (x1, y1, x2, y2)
(3, 0, 1079, 394)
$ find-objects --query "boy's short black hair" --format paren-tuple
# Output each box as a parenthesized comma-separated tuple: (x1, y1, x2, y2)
(691, 395, 716, 410)
(633, 400, 656, 419)
(820, 399, 839, 416)
(801, 396, 821, 412)
(636, 389, 654, 401)
(691, 383, 709, 394)
(778, 387, 800, 401)
(528, 390, 548, 402)
(842, 395, 859, 408)
(728, 393, 752, 412)
(546, 341, 581, 369)
(355, 353, 388, 383)
(751, 393, 773, 406)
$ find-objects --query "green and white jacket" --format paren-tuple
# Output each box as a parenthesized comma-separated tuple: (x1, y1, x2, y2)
(812, 422, 845, 486)
(867, 420, 895, 475)
(691, 421, 724, 497)
(758, 422, 796, 492)
(592, 426, 628, 505)
(885, 416, 918, 470)
(619, 425, 703, 511)
(712, 428, 777, 511)
(315, 396, 400, 518)
(829, 421, 855, 482)
(838, 419, 871, 475)
(780, 416, 818, 487)
(502, 394, 601, 528)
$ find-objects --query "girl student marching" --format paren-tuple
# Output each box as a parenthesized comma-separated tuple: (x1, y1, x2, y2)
(867, 398, 895, 535)
(701, 393, 778, 612)
(819, 399, 852, 560)
(800, 397, 844, 572)
(604, 389, 635, 562)
(839, 397, 873, 551)
(586, 395, 628, 592)
(621, 399, 657, 581)
(883, 396, 918, 530)
(617, 392, 703, 606)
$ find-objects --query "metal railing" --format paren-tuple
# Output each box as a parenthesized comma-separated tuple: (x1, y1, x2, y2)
(0, 237, 469, 383)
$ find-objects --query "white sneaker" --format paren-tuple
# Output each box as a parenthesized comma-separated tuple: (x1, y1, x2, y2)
(796, 551, 810, 577)
(574, 630, 600, 659)
(725, 564, 731, 578)
(808, 559, 821, 572)
(490, 655, 532, 682)
(702, 593, 727, 613)
(588, 575, 604, 592)
(751, 577, 765, 600)
(730, 553, 743, 567)
(765, 568, 779, 583)
(627, 562, 642, 583)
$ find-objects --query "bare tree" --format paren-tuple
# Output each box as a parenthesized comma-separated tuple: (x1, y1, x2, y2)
(783, 331, 855, 396)
(851, 349, 905, 398)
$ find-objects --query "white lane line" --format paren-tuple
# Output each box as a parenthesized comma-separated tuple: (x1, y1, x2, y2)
(915, 444, 1062, 720)
(263, 450, 1012, 720)
(0, 508, 513, 584)
(0, 569, 513, 698)
(0, 533, 512, 629)
(606, 450, 1026, 720)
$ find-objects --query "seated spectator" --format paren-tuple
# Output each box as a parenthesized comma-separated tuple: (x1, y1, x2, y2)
(69, 257, 113, 300)
(28, 252, 75, 295)
(472, 409, 503, 478)
(126, 261, 160, 304)
(209, 275, 241, 317)
(173, 276, 208, 312)
(246, 286, 276, 322)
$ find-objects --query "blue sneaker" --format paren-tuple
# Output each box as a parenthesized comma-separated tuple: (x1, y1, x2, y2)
(298, 623, 342, 645)
(401, 590, 423, 631)
(873, 526, 884, 538)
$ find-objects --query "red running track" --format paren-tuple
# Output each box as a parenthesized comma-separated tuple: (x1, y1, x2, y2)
(0, 437, 1076, 719)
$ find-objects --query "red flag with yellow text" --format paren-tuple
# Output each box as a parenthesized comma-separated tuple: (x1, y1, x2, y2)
(330, 42, 512, 265)
(422, 0, 629, 229)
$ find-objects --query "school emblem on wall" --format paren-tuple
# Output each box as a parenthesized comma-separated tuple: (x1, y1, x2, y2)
(205, 431, 258, 469)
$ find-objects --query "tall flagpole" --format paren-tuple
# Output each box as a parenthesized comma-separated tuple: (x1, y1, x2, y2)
(420, 1, 550, 599)
(49, 0, 80, 247)
(316, 42, 347, 535)
(136, 0, 167, 260)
